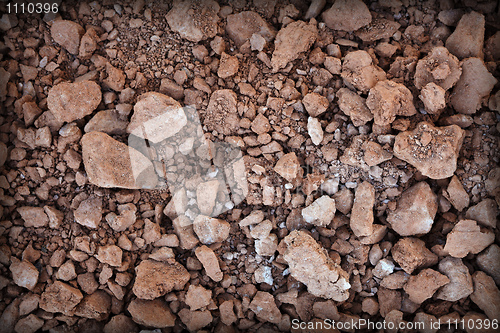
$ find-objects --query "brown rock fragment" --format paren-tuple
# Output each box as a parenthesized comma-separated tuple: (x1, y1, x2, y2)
(336, 88, 373, 127)
(128, 298, 176, 328)
(419, 83, 446, 114)
(219, 300, 237, 326)
(195, 245, 223, 282)
(301, 195, 336, 227)
(17, 206, 48, 228)
(193, 215, 230, 244)
(477, 244, 500, 286)
(178, 309, 213, 332)
(341, 50, 386, 93)
(387, 182, 437, 236)
(404, 269, 450, 304)
(394, 122, 465, 179)
(350, 181, 375, 237)
(39, 281, 83, 314)
(465, 199, 498, 228)
(133, 259, 190, 300)
(10, 258, 39, 290)
(281, 230, 351, 301)
(436, 257, 473, 301)
(271, 20, 318, 72)
(362, 141, 392, 166)
(185, 284, 212, 311)
(443, 175, 469, 212)
(274, 152, 301, 182)
(377, 287, 402, 317)
(103, 314, 138, 333)
(95, 245, 122, 267)
(225, 11, 276, 48)
(104, 63, 126, 92)
(414, 47, 461, 90)
(74, 196, 102, 229)
(81, 132, 158, 189)
(445, 11, 485, 59)
(450, 58, 497, 115)
(392, 238, 438, 274)
(470, 272, 500, 320)
(173, 216, 199, 250)
(47, 81, 101, 123)
(218, 52, 239, 79)
(249, 291, 282, 324)
(74, 290, 111, 320)
(165, 0, 219, 43)
(205, 89, 240, 135)
(303, 92, 329, 117)
(443, 220, 495, 258)
(51, 20, 84, 54)
(366, 80, 416, 126)
(321, 0, 371, 31)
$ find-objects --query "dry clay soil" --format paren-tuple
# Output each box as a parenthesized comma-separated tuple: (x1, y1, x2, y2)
(0, 0, 500, 332)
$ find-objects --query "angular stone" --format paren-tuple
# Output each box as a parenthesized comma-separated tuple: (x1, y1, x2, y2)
(403, 269, 450, 304)
(104, 314, 138, 333)
(380, 271, 410, 290)
(350, 181, 375, 237)
(226, 11, 276, 48)
(446, 11, 485, 59)
(51, 20, 84, 55)
(218, 52, 239, 79)
(443, 175, 469, 212)
(387, 182, 437, 236)
(219, 300, 237, 326)
(133, 259, 190, 300)
(166, 0, 220, 43)
(394, 122, 465, 179)
(419, 82, 446, 114)
(336, 88, 373, 127)
(196, 180, 219, 216)
(74, 196, 102, 229)
(470, 272, 500, 321)
(281, 230, 350, 301)
(271, 20, 317, 72)
(362, 141, 392, 167)
(321, 0, 371, 31)
(13, 314, 44, 333)
(274, 152, 301, 182)
(465, 199, 498, 228)
(205, 89, 240, 135)
(366, 80, 416, 126)
(249, 291, 282, 324)
(74, 290, 111, 320)
(414, 46, 462, 90)
(128, 298, 176, 328)
(10, 258, 39, 290)
(55, 261, 77, 281)
(193, 215, 230, 244)
(84, 110, 129, 135)
(82, 131, 158, 189)
(255, 233, 278, 257)
(173, 216, 199, 250)
(95, 245, 122, 267)
(436, 257, 473, 301)
(47, 80, 101, 123)
(127, 92, 187, 143)
(303, 92, 329, 117)
(355, 18, 401, 42)
(450, 58, 497, 115)
(444, 220, 495, 258)
(392, 237, 438, 274)
(341, 50, 386, 93)
(178, 309, 212, 332)
(307, 117, 323, 145)
(301, 195, 336, 227)
(106, 203, 137, 232)
(195, 245, 223, 282)
(17, 207, 48, 228)
(40, 281, 83, 314)
(477, 244, 500, 286)
(185, 284, 212, 311)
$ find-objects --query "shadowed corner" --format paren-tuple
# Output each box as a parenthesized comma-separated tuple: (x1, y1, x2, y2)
(127, 105, 249, 224)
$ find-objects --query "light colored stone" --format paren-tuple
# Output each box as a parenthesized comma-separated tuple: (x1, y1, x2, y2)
(282, 230, 351, 301)
(350, 181, 375, 237)
(341, 50, 386, 93)
(436, 257, 473, 301)
(74, 196, 102, 229)
(195, 245, 223, 282)
(10, 258, 39, 290)
(303, 92, 329, 117)
(51, 20, 84, 54)
(470, 271, 500, 320)
(193, 215, 230, 244)
(274, 152, 301, 182)
(185, 284, 212, 311)
(301, 195, 336, 227)
(414, 46, 461, 90)
(196, 180, 219, 216)
(249, 291, 282, 324)
(336, 88, 373, 126)
(17, 207, 48, 228)
(307, 116, 323, 145)
(443, 175, 469, 211)
(403, 269, 450, 304)
(95, 245, 122, 267)
(419, 82, 446, 114)
(444, 219, 495, 258)
(394, 122, 465, 179)
(445, 11, 485, 59)
(106, 203, 137, 232)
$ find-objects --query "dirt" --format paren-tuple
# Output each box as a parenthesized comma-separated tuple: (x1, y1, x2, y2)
(0, 0, 499, 332)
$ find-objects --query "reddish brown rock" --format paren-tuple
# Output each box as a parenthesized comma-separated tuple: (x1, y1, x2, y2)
(193, 215, 230, 244)
(81, 131, 158, 189)
(165, 0, 220, 43)
(301, 195, 336, 227)
(336, 88, 373, 127)
(103, 314, 138, 333)
(387, 182, 437, 236)
(392, 238, 438, 274)
(249, 291, 282, 324)
(394, 122, 465, 179)
(218, 52, 239, 79)
(39, 281, 83, 314)
(128, 298, 176, 328)
(436, 257, 473, 301)
(10, 258, 39, 290)
(443, 175, 469, 212)
(445, 11, 485, 59)
(47, 81, 101, 123)
(226, 11, 276, 48)
(477, 244, 500, 286)
(274, 152, 301, 182)
(17, 207, 48, 228)
(303, 92, 329, 117)
(132, 259, 190, 300)
(205, 89, 240, 135)
(51, 20, 84, 54)
(404, 269, 450, 304)
(282, 230, 350, 301)
(178, 309, 213, 331)
(341, 50, 386, 93)
(366, 80, 416, 126)
(350, 181, 375, 237)
(419, 82, 446, 114)
(321, 0, 371, 31)
(271, 20, 318, 72)
(74, 196, 102, 229)
(414, 46, 461, 90)
(185, 284, 212, 311)
(95, 245, 122, 267)
(74, 290, 111, 320)
(465, 199, 498, 228)
(195, 245, 223, 282)
(470, 272, 500, 321)
(450, 58, 497, 115)
(443, 220, 495, 258)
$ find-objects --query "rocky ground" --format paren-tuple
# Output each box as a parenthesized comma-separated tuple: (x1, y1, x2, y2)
(0, 0, 499, 332)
